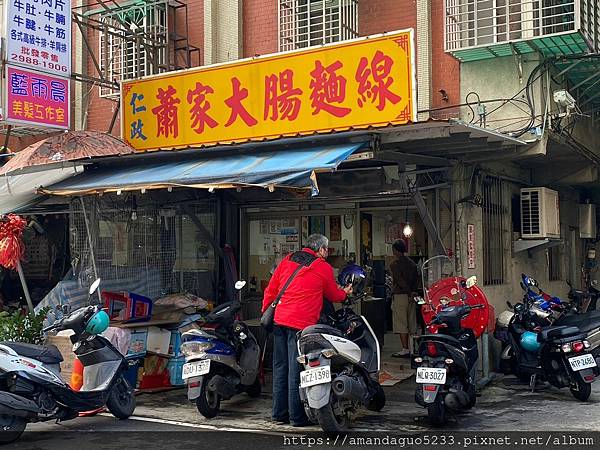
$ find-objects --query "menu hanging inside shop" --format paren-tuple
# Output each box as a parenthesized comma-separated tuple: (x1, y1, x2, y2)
(121, 30, 416, 152)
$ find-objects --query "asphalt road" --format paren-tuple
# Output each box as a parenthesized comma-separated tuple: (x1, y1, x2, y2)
(12, 375, 600, 450)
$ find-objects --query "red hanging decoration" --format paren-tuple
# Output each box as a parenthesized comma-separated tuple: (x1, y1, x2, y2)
(0, 214, 27, 270)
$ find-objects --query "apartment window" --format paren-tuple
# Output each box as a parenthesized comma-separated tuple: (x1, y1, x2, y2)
(279, 0, 358, 52)
(548, 245, 561, 281)
(98, 5, 168, 98)
(482, 176, 506, 285)
(445, 0, 578, 51)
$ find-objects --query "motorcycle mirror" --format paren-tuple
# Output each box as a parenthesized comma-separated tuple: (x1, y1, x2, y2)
(235, 280, 247, 291)
(506, 301, 513, 309)
(62, 304, 71, 315)
(566, 279, 572, 287)
(89, 278, 101, 296)
(465, 276, 477, 289)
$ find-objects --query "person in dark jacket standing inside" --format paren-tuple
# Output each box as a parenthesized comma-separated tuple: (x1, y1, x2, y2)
(262, 234, 351, 426)
(390, 239, 419, 357)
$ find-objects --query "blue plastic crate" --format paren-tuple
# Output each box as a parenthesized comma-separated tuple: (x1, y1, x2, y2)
(167, 356, 186, 386)
(169, 331, 182, 357)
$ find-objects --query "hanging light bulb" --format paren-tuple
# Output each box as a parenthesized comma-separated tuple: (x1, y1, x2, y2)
(403, 223, 413, 238)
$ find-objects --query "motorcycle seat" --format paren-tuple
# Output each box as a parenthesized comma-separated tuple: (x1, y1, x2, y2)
(0, 342, 64, 364)
(537, 326, 581, 342)
(558, 312, 600, 334)
(300, 324, 345, 338)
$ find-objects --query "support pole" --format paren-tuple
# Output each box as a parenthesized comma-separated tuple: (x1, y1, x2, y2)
(79, 197, 101, 303)
(16, 261, 34, 312)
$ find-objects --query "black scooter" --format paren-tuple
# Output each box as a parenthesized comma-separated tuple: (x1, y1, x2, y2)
(496, 298, 600, 401)
(0, 279, 135, 444)
(413, 300, 483, 426)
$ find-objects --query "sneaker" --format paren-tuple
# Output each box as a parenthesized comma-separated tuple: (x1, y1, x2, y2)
(391, 350, 410, 358)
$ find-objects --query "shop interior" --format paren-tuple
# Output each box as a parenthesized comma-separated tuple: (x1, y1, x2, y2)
(241, 199, 429, 350)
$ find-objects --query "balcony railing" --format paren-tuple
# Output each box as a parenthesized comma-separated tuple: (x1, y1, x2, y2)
(445, 0, 599, 60)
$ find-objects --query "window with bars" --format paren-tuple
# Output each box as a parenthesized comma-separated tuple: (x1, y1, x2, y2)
(482, 176, 507, 285)
(548, 245, 561, 281)
(278, 0, 359, 52)
(98, 5, 168, 98)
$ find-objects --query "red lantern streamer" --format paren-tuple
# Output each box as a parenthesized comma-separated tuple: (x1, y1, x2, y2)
(0, 214, 27, 270)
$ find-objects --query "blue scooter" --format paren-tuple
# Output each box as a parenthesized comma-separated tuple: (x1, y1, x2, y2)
(180, 281, 261, 418)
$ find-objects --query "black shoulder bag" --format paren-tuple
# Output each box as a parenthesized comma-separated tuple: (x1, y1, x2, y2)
(260, 251, 316, 333)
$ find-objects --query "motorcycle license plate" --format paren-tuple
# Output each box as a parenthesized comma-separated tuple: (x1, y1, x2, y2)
(300, 366, 331, 388)
(568, 354, 597, 371)
(416, 367, 447, 384)
(182, 360, 211, 381)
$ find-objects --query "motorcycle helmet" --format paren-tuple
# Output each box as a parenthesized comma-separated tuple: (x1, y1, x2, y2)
(85, 309, 110, 335)
(496, 310, 514, 329)
(338, 264, 367, 296)
(520, 331, 542, 353)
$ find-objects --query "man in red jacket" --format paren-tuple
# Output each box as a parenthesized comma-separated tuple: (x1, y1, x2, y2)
(262, 233, 351, 426)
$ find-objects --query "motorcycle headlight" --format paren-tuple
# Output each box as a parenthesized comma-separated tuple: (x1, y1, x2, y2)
(181, 341, 214, 356)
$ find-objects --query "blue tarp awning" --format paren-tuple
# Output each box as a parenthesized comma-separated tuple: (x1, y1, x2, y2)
(41, 143, 365, 196)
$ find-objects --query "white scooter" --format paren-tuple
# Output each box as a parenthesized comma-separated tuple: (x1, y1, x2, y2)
(0, 279, 135, 444)
(297, 270, 385, 433)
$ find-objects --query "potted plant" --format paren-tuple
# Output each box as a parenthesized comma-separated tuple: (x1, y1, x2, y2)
(0, 307, 50, 344)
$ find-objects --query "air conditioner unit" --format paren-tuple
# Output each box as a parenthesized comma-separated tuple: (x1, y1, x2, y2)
(520, 187, 560, 239)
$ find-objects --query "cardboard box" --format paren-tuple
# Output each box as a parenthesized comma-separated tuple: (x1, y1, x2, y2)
(46, 334, 75, 383)
(146, 327, 171, 355)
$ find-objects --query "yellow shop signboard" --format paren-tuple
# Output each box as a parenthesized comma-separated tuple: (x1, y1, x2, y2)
(121, 30, 415, 152)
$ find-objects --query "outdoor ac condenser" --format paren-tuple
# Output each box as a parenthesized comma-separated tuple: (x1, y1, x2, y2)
(520, 187, 560, 239)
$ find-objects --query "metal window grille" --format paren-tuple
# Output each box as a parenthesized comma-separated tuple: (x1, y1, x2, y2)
(445, 0, 589, 51)
(482, 176, 506, 285)
(69, 196, 218, 300)
(98, 1, 169, 98)
(279, 0, 359, 52)
(548, 245, 561, 281)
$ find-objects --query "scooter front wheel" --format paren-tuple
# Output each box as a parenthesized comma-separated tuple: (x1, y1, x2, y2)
(0, 414, 27, 444)
(196, 375, 221, 418)
(107, 377, 136, 419)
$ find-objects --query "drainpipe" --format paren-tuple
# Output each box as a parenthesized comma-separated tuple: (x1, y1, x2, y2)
(416, 0, 432, 122)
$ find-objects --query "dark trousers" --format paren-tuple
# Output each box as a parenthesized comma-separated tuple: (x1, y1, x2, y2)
(272, 325, 308, 425)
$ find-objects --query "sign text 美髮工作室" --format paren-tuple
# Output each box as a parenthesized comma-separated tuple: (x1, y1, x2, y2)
(121, 30, 416, 152)
(6, 65, 70, 129)
(5, 0, 72, 77)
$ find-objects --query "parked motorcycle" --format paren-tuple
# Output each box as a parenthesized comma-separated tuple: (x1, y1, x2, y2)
(0, 279, 136, 444)
(297, 264, 385, 433)
(180, 281, 261, 418)
(514, 274, 600, 357)
(412, 255, 491, 426)
(495, 276, 600, 401)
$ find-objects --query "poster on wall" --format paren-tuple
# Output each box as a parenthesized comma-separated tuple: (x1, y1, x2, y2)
(467, 223, 476, 269)
(330, 216, 341, 241)
(309, 216, 325, 236)
(385, 223, 402, 243)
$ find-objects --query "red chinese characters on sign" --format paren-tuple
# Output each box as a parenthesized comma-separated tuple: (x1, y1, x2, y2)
(152, 85, 180, 138)
(355, 50, 402, 111)
(225, 77, 257, 127)
(187, 82, 218, 134)
(264, 69, 303, 122)
(309, 60, 351, 118)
